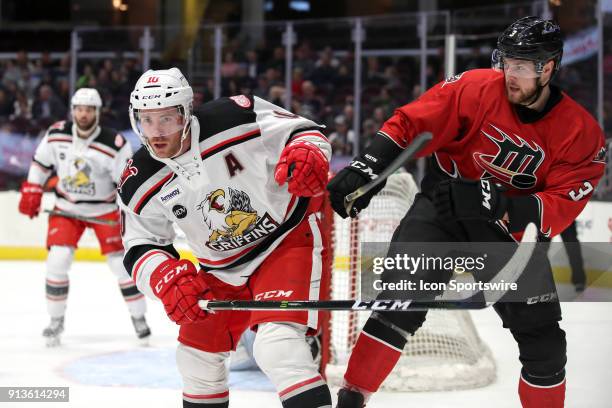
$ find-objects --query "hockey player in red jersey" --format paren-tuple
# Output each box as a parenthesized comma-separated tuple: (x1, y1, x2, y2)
(119, 68, 332, 407)
(327, 16, 606, 408)
(18, 88, 151, 346)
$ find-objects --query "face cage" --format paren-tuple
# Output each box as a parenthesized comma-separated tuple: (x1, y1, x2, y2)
(129, 105, 192, 159)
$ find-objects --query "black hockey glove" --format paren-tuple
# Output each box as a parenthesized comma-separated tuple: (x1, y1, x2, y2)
(433, 178, 508, 222)
(327, 134, 403, 218)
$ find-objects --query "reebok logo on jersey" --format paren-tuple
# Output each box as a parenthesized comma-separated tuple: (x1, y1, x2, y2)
(474, 124, 544, 189)
(481, 179, 492, 210)
(159, 186, 182, 205)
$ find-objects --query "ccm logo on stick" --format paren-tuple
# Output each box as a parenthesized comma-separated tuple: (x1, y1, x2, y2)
(254, 290, 294, 300)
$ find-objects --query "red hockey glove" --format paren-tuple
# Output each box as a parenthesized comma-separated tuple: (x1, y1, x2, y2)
(274, 140, 329, 197)
(150, 259, 213, 325)
(18, 181, 43, 218)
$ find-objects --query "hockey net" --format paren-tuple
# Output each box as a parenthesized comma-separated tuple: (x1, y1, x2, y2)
(321, 171, 496, 391)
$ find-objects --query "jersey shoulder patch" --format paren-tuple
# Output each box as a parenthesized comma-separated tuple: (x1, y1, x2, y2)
(95, 127, 126, 152)
(118, 146, 169, 213)
(47, 120, 72, 137)
(196, 95, 257, 142)
(445, 68, 500, 85)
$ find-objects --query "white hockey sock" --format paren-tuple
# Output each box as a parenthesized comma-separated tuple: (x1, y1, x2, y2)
(107, 252, 147, 317)
(45, 246, 74, 318)
(253, 322, 331, 407)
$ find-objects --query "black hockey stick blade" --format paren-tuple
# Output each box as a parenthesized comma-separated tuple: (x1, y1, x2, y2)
(198, 223, 538, 313)
(344, 132, 432, 215)
(44, 209, 118, 226)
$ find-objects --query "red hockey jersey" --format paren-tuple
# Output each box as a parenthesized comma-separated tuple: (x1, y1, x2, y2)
(379, 69, 606, 238)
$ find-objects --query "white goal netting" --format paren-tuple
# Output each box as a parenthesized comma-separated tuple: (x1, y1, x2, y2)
(325, 171, 496, 391)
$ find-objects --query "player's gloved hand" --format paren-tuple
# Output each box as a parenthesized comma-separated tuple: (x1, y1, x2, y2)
(18, 181, 43, 218)
(327, 135, 403, 218)
(326, 161, 383, 219)
(275, 140, 329, 197)
(150, 259, 213, 325)
(433, 178, 508, 222)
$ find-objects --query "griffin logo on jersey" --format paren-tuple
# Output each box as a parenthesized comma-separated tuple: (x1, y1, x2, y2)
(474, 124, 544, 189)
(62, 158, 95, 195)
(196, 187, 279, 251)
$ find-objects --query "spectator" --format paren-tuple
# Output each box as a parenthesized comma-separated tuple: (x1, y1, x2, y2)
(244, 50, 261, 79)
(0, 88, 15, 117)
(310, 48, 338, 89)
(221, 52, 240, 78)
(12, 90, 32, 120)
(365, 56, 386, 86)
(31, 84, 67, 124)
(329, 114, 355, 156)
(253, 74, 270, 98)
(266, 46, 286, 73)
(361, 118, 378, 150)
(372, 106, 387, 129)
(294, 42, 316, 78)
(298, 80, 323, 121)
(268, 85, 286, 107)
(372, 86, 394, 117)
(76, 64, 94, 89)
(291, 67, 305, 99)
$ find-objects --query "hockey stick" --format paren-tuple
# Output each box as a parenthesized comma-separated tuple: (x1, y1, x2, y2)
(44, 209, 118, 226)
(198, 223, 538, 312)
(344, 132, 432, 215)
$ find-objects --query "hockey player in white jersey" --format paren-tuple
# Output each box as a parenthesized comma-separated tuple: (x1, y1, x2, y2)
(18, 88, 151, 346)
(119, 68, 332, 408)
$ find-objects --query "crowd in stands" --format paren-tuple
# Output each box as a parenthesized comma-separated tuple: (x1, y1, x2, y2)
(0, 51, 144, 137)
(1, 38, 610, 190)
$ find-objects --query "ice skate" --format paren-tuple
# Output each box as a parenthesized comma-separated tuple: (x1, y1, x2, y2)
(42, 316, 64, 347)
(131, 315, 151, 345)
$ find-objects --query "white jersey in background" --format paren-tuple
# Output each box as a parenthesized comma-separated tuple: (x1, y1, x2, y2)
(28, 120, 132, 216)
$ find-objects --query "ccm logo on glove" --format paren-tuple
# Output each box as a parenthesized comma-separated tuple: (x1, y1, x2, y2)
(481, 180, 492, 210)
(154, 262, 190, 295)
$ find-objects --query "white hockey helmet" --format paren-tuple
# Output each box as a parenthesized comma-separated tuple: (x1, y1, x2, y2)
(129, 68, 194, 159)
(71, 87, 103, 109)
(71, 88, 102, 133)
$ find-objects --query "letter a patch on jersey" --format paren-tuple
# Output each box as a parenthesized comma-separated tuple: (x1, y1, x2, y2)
(473, 124, 544, 189)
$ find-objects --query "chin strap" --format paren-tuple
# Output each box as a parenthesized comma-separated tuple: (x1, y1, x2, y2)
(161, 116, 210, 190)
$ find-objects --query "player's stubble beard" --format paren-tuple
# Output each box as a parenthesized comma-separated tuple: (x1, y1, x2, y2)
(75, 116, 97, 138)
(505, 78, 540, 107)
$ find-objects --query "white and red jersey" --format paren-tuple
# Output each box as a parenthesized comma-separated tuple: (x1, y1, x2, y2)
(118, 96, 329, 298)
(27, 121, 132, 217)
(378, 69, 606, 239)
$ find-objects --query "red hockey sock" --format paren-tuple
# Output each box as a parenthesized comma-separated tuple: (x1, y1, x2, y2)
(519, 374, 566, 408)
(344, 331, 403, 393)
